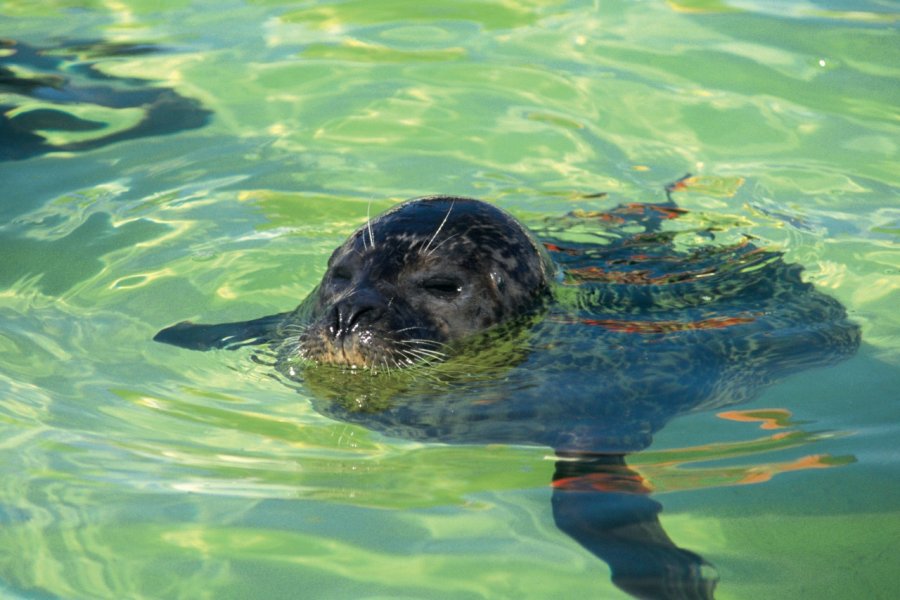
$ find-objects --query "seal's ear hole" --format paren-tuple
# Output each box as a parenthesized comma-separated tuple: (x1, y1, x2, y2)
(421, 277, 463, 299)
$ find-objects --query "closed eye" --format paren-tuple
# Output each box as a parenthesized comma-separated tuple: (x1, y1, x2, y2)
(331, 265, 352, 283)
(421, 277, 462, 299)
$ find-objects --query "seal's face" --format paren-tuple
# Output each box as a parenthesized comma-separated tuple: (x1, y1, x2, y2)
(280, 196, 552, 371)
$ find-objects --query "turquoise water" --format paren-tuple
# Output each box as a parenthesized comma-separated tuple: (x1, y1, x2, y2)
(1, 0, 898, 598)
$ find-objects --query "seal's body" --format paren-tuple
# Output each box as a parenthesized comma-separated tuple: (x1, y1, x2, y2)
(154, 185, 860, 599)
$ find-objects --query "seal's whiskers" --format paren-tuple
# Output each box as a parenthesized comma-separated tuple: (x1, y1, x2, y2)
(421, 201, 454, 256)
(425, 233, 460, 257)
(365, 199, 376, 250)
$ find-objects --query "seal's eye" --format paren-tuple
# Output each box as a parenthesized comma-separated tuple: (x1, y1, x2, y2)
(421, 277, 462, 299)
(331, 265, 352, 283)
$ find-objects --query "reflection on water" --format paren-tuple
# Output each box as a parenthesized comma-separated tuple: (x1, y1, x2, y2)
(0, 39, 210, 161)
(637, 409, 856, 492)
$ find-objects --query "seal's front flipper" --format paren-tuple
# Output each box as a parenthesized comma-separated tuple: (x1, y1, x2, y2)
(551, 453, 718, 599)
(153, 313, 288, 351)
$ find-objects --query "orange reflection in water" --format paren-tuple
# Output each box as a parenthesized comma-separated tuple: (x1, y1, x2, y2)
(718, 408, 803, 430)
(625, 409, 855, 494)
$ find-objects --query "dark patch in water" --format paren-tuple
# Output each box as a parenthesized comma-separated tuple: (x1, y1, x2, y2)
(0, 39, 211, 161)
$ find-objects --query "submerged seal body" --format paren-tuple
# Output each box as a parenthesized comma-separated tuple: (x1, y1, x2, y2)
(278, 196, 553, 371)
(155, 181, 860, 599)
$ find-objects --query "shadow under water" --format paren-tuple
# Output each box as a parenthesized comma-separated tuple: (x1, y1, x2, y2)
(0, 39, 211, 161)
(156, 178, 860, 599)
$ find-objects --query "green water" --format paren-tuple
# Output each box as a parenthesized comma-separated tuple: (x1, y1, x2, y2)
(1, 0, 898, 598)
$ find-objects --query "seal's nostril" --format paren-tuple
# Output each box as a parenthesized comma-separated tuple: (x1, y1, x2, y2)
(331, 294, 386, 337)
(339, 304, 370, 331)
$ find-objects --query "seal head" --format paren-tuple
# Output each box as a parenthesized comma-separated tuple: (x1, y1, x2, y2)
(279, 196, 553, 371)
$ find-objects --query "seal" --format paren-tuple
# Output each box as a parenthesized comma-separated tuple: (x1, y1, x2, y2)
(155, 179, 860, 599)
(278, 196, 554, 371)
(154, 195, 554, 369)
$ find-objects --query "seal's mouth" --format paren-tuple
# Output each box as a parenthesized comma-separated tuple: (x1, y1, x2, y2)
(277, 324, 448, 375)
(308, 335, 376, 369)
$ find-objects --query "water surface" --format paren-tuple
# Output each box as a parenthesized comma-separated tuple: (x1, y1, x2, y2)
(1, 0, 897, 598)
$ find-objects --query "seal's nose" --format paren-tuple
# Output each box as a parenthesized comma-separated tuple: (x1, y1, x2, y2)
(330, 289, 386, 338)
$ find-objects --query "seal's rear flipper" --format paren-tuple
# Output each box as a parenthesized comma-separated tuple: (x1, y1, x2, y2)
(153, 313, 288, 351)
